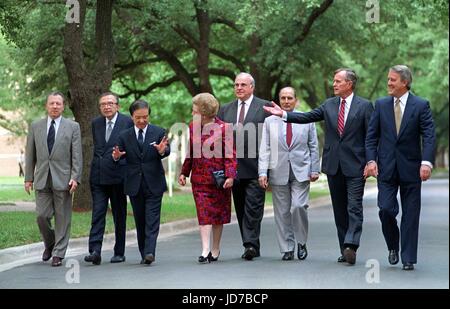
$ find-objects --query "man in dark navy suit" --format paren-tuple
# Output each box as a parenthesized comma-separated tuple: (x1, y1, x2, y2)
(84, 92, 133, 265)
(365, 65, 436, 271)
(264, 68, 373, 265)
(113, 100, 169, 265)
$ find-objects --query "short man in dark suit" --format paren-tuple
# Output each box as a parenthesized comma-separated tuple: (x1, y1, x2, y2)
(112, 100, 169, 265)
(84, 92, 133, 265)
(264, 68, 374, 265)
(217, 72, 270, 260)
(365, 65, 436, 271)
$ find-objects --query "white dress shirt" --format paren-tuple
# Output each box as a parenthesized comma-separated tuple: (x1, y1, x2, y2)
(236, 94, 254, 124)
(47, 116, 62, 136)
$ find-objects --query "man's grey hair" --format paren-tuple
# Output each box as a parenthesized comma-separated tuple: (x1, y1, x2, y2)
(47, 91, 65, 103)
(335, 68, 358, 90)
(390, 65, 413, 90)
(236, 72, 255, 87)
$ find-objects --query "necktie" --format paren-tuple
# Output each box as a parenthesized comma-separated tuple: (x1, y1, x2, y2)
(105, 120, 113, 142)
(394, 98, 402, 135)
(138, 129, 144, 151)
(47, 120, 55, 154)
(238, 101, 246, 124)
(286, 122, 292, 147)
(337, 99, 346, 136)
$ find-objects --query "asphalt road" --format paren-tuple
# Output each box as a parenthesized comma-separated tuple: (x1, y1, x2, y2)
(0, 179, 448, 289)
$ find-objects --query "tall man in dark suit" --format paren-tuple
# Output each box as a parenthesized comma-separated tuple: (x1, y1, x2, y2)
(24, 91, 82, 267)
(84, 92, 133, 265)
(112, 100, 169, 265)
(264, 69, 374, 265)
(217, 72, 270, 260)
(365, 65, 436, 271)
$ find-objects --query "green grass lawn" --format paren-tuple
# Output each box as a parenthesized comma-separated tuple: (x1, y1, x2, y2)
(0, 176, 34, 203)
(0, 175, 329, 249)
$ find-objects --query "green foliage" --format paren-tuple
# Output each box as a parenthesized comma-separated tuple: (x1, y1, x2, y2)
(0, 0, 448, 152)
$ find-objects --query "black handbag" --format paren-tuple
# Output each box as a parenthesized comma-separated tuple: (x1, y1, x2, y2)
(212, 170, 226, 189)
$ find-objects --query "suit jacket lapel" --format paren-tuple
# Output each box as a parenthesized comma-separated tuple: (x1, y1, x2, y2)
(104, 113, 121, 149)
(51, 118, 66, 157)
(331, 97, 340, 135)
(386, 97, 398, 137)
(99, 118, 107, 150)
(244, 98, 258, 124)
(343, 96, 359, 135)
(142, 126, 152, 156)
(398, 94, 416, 139)
(228, 100, 239, 124)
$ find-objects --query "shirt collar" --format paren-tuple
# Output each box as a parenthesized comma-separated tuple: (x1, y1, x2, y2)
(134, 125, 148, 136)
(239, 94, 254, 105)
(341, 92, 354, 104)
(395, 91, 409, 106)
(47, 115, 62, 126)
(106, 112, 118, 125)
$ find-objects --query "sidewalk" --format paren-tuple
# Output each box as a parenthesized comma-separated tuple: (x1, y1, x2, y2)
(0, 186, 378, 272)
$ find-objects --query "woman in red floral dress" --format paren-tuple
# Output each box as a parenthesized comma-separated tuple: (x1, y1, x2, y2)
(178, 93, 237, 263)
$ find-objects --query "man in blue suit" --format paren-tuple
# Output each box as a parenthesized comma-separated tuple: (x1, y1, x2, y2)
(365, 65, 436, 271)
(113, 100, 169, 265)
(85, 92, 133, 265)
(264, 69, 373, 265)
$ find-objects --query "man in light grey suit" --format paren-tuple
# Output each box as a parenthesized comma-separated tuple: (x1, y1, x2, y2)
(24, 91, 82, 267)
(259, 87, 320, 261)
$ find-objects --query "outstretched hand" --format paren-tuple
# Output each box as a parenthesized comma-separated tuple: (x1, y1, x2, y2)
(112, 146, 126, 160)
(154, 136, 169, 155)
(263, 101, 283, 117)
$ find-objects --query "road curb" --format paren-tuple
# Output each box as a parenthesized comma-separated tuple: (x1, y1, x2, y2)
(0, 188, 378, 272)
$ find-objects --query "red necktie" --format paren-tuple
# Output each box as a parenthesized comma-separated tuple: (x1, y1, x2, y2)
(238, 101, 246, 124)
(286, 122, 292, 147)
(337, 99, 346, 136)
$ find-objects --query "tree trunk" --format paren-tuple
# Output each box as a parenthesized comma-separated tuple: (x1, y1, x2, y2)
(68, 86, 99, 210)
(62, 0, 114, 210)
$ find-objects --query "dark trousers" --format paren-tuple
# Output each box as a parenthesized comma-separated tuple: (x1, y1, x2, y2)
(377, 169, 421, 264)
(232, 178, 266, 251)
(88, 183, 127, 256)
(129, 179, 162, 259)
(327, 166, 365, 252)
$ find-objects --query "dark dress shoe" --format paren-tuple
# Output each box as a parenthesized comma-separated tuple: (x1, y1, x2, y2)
(343, 247, 356, 265)
(198, 253, 211, 264)
(51, 256, 62, 267)
(210, 251, 220, 262)
(243, 247, 257, 261)
(297, 243, 307, 260)
(110, 255, 126, 263)
(84, 252, 101, 265)
(42, 245, 54, 262)
(402, 263, 414, 271)
(337, 255, 346, 263)
(143, 254, 155, 265)
(388, 250, 399, 265)
(281, 251, 294, 261)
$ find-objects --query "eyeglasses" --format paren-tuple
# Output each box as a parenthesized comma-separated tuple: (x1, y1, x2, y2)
(99, 102, 117, 108)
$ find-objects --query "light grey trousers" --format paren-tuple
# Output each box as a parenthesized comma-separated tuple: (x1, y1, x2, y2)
(271, 176, 310, 253)
(35, 173, 72, 258)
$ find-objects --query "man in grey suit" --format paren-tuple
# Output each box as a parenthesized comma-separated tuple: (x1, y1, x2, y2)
(217, 72, 270, 260)
(264, 69, 373, 265)
(259, 87, 320, 261)
(24, 91, 82, 267)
